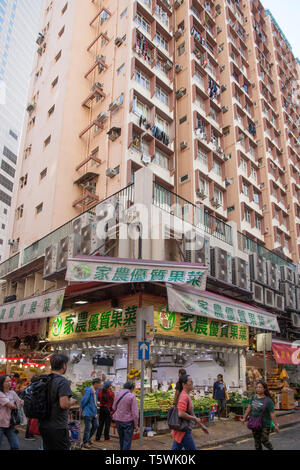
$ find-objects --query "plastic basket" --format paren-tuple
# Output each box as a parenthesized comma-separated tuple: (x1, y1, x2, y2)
(209, 411, 215, 422)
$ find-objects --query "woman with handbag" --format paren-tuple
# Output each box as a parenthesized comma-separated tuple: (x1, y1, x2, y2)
(0, 375, 24, 450)
(242, 381, 279, 450)
(171, 374, 209, 450)
(112, 381, 139, 451)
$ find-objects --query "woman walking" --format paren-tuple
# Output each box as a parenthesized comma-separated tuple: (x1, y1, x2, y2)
(242, 381, 279, 450)
(213, 374, 227, 420)
(112, 381, 139, 451)
(0, 375, 24, 450)
(171, 374, 209, 450)
(96, 380, 115, 442)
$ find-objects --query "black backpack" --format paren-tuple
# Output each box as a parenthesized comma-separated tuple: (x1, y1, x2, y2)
(23, 374, 54, 420)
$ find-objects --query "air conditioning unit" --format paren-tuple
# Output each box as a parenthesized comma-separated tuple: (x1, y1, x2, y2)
(37, 47, 43, 55)
(266, 260, 279, 290)
(274, 294, 285, 312)
(220, 65, 225, 73)
(232, 257, 250, 290)
(217, 26, 222, 34)
(109, 94, 124, 112)
(221, 84, 227, 92)
(43, 244, 58, 278)
(175, 88, 186, 99)
(296, 287, 300, 310)
(92, 82, 103, 91)
(26, 103, 36, 114)
(8, 239, 15, 246)
(174, 28, 184, 40)
(180, 141, 188, 150)
(96, 112, 108, 124)
(251, 282, 264, 304)
(56, 234, 81, 271)
(280, 281, 296, 309)
(280, 265, 295, 284)
(224, 153, 231, 161)
(164, 60, 173, 71)
(222, 106, 229, 113)
(210, 198, 222, 208)
(106, 168, 118, 178)
(81, 222, 104, 256)
(175, 64, 183, 73)
(291, 312, 300, 328)
(264, 288, 275, 308)
(249, 253, 267, 284)
(210, 247, 232, 283)
(225, 178, 233, 186)
(196, 189, 207, 200)
(174, 0, 183, 8)
(72, 213, 95, 235)
(115, 37, 123, 47)
(183, 231, 210, 269)
(141, 154, 152, 165)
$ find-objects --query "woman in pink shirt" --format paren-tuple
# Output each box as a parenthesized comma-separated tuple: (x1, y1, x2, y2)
(112, 381, 139, 451)
(0, 375, 24, 450)
(171, 374, 209, 450)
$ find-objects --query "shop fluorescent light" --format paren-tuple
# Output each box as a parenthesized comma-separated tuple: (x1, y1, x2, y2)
(74, 300, 88, 305)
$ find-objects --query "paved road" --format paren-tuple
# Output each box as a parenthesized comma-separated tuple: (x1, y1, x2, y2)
(203, 423, 300, 450)
(2, 424, 300, 451)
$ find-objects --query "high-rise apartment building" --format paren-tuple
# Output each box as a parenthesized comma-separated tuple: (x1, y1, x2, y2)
(0, 0, 42, 261)
(3, 0, 300, 267)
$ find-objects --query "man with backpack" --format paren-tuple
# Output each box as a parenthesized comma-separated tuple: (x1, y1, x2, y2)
(38, 354, 76, 450)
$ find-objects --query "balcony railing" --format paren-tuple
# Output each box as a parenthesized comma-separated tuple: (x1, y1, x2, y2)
(153, 182, 233, 245)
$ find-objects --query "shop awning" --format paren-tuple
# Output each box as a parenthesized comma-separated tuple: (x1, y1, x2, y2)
(66, 256, 208, 291)
(272, 340, 300, 365)
(0, 288, 65, 323)
(167, 285, 280, 333)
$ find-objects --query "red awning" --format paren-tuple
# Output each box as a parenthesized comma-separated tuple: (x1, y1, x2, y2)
(272, 341, 300, 365)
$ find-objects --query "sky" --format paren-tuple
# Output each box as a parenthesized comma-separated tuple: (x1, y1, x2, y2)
(262, 0, 300, 59)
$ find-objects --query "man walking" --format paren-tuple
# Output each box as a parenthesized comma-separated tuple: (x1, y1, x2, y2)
(39, 354, 77, 450)
(80, 378, 101, 449)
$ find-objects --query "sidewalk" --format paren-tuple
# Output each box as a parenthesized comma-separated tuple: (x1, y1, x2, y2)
(88, 410, 300, 451)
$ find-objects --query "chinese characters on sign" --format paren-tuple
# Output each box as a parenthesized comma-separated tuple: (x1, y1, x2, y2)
(66, 259, 208, 290)
(167, 287, 280, 333)
(0, 289, 65, 323)
(272, 343, 300, 365)
(49, 305, 138, 341)
(154, 308, 249, 347)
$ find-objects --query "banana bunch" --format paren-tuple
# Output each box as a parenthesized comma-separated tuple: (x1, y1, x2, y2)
(127, 368, 141, 380)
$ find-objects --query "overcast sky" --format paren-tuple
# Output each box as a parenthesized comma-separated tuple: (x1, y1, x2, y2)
(262, 0, 300, 59)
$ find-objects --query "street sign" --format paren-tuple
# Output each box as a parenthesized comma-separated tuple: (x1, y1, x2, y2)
(138, 341, 150, 361)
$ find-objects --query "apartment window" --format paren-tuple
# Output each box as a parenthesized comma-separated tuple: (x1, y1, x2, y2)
(179, 116, 187, 124)
(0, 174, 13, 192)
(36, 203, 43, 215)
(153, 149, 169, 170)
(58, 26, 65, 38)
(194, 70, 204, 88)
(100, 11, 110, 25)
(212, 160, 221, 176)
(48, 105, 55, 117)
(1, 160, 15, 178)
(210, 107, 218, 122)
(133, 98, 150, 119)
(236, 112, 243, 124)
(61, 3, 68, 15)
(51, 76, 58, 88)
(199, 177, 208, 194)
(117, 64, 125, 75)
(16, 205, 23, 220)
(251, 167, 257, 182)
(55, 50, 62, 62)
(120, 8, 127, 18)
(135, 68, 150, 90)
(3, 146, 17, 165)
(178, 42, 185, 56)
(155, 115, 169, 134)
(180, 174, 189, 183)
(214, 188, 223, 204)
(0, 240, 3, 245)
(4, 209, 7, 215)
(244, 207, 251, 223)
(242, 182, 249, 196)
(40, 168, 47, 180)
(276, 232, 281, 244)
(155, 31, 168, 51)
(135, 13, 151, 33)
(253, 192, 259, 204)
(0, 190, 11, 207)
(240, 158, 247, 172)
(197, 149, 207, 166)
(284, 238, 289, 250)
(9, 130, 18, 140)
(44, 136, 51, 147)
(155, 85, 169, 106)
(255, 216, 261, 230)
